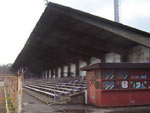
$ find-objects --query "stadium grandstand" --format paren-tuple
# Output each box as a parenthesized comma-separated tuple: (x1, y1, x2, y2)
(12, 2, 150, 106)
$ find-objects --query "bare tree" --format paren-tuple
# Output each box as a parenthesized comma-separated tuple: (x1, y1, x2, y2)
(0, 63, 12, 74)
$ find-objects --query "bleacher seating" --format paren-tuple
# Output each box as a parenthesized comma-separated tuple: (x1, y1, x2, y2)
(23, 76, 87, 103)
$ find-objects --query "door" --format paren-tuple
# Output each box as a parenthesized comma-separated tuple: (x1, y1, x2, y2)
(89, 71, 96, 104)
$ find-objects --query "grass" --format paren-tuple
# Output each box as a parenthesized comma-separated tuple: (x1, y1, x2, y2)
(5, 88, 16, 113)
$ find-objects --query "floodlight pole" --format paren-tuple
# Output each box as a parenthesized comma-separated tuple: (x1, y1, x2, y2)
(114, 0, 119, 22)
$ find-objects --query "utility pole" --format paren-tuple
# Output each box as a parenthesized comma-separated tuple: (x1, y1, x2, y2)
(114, 0, 119, 22)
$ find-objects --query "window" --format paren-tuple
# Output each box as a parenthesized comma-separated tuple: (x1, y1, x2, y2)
(130, 81, 147, 89)
(101, 70, 149, 90)
(116, 81, 128, 89)
(102, 81, 114, 90)
(102, 71, 115, 80)
(116, 71, 128, 79)
(140, 75, 147, 79)
(102, 70, 115, 90)
(131, 75, 139, 79)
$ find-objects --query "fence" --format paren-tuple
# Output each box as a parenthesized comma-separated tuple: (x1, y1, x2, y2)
(0, 73, 23, 113)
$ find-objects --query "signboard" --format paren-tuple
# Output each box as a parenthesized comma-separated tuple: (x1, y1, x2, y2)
(122, 81, 128, 88)
(0, 82, 4, 86)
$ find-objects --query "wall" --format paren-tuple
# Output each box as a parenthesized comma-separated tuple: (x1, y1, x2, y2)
(70, 92, 85, 104)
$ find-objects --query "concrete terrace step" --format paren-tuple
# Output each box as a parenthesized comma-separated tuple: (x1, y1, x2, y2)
(28, 85, 70, 95)
(24, 86, 58, 97)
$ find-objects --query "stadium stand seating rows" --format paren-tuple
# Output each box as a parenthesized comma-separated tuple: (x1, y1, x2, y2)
(23, 76, 87, 103)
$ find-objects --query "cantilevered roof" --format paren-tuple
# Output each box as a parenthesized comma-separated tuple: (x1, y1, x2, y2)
(12, 2, 150, 72)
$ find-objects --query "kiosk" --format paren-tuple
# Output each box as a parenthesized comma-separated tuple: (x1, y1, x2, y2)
(82, 63, 150, 107)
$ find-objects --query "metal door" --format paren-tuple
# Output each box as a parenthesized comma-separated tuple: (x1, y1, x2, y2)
(89, 72, 96, 104)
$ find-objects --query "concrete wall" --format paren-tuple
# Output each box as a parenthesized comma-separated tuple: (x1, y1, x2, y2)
(90, 57, 101, 64)
(70, 63, 76, 76)
(63, 66, 68, 77)
(70, 92, 85, 104)
(79, 60, 87, 76)
(105, 52, 121, 63)
(129, 45, 150, 63)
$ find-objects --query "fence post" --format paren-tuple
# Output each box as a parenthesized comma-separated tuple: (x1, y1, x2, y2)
(17, 72, 23, 113)
(54, 76, 56, 103)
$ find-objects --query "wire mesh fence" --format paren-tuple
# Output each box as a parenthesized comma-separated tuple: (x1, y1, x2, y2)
(0, 74, 23, 113)
(0, 85, 6, 113)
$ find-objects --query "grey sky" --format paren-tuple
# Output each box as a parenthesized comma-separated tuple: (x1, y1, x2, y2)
(0, 0, 149, 64)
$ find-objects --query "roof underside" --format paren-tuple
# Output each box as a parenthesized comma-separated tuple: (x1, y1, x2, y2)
(81, 63, 150, 71)
(12, 2, 150, 73)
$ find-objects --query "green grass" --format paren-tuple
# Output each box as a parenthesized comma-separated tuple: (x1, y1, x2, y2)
(5, 88, 16, 113)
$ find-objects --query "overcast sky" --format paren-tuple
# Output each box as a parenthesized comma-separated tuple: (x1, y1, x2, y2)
(0, 0, 150, 64)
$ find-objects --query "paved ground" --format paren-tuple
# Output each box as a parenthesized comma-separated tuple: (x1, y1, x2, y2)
(0, 86, 6, 113)
(23, 91, 111, 113)
(23, 91, 150, 113)
(23, 91, 52, 113)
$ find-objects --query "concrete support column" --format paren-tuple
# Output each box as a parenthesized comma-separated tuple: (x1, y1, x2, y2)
(70, 63, 76, 77)
(79, 60, 87, 76)
(63, 66, 68, 77)
(129, 45, 150, 63)
(105, 52, 121, 63)
(57, 67, 61, 78)
(49, 70, 51, 78)
(90, 57, 101, 64)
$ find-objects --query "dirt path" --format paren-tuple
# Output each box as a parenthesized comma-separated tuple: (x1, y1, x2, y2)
(0, 86, 6, 113)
